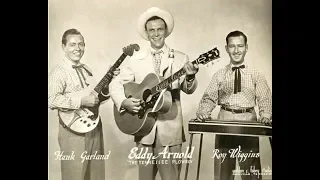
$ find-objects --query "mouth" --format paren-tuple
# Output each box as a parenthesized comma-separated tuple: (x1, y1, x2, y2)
(152, 38, 162, 41)
(233, 54, 241, 58)
(73, 52, 81, 56)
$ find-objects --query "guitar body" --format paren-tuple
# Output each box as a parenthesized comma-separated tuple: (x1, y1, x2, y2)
(58, 78, 100, 134)
(114, 73, 172, 136)
(113, 47, 220, 136)
(56, 44, 140, 134)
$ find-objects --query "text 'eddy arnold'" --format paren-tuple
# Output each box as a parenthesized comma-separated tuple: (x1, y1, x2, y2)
(128, 146, 194, 164)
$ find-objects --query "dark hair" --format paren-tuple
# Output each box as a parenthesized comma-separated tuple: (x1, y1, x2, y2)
(144, 16, 167, 30)
(226, 30, 247, 45)
(61, 28, 83, 45)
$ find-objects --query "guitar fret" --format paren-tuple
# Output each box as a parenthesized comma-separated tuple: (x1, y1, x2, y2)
(151, 68, 186, 93)
(149, 47, 220, 94)
(94, 75, 107, 92)
(94, 53, 126, 93)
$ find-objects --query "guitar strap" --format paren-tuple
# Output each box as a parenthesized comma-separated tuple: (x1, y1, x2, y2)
(151, 49, 174, 112)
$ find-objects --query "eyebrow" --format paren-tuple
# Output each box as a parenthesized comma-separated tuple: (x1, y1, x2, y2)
(228, 43, 244, 46)
(147, 27, 164, 30)
(68, 42, 84, 44)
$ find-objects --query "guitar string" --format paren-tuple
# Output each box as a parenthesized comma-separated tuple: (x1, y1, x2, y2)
(151, 49, 174, 112)
(147, 48, 219, 111)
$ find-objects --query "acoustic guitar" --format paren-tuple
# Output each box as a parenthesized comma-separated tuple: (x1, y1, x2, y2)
(58, 44, 140, 134)
(114, 47, 220, 136)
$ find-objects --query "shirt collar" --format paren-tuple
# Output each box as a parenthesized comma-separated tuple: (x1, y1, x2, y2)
(62, 56, 82, 67)
(227, 62, 248, 74)
(134, 44, 170, 60)
(230, 62, 246, 68)
(149, 44, 168, 55)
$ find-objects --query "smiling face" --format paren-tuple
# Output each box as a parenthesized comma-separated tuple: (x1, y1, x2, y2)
(145, 18, 167, 50)
(62, 34, 85, 63)
(225, 35, 248, 65)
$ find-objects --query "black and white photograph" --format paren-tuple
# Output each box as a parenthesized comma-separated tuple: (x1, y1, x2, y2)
(48, 0, 272, 179)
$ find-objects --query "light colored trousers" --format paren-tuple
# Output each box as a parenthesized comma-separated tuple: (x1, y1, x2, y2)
(58, 120, 105, 180)
(137, 131, 182, 180)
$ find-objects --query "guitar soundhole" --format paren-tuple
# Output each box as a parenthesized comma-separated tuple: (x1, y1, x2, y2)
(138, 112, 143, 119)
(138, 89, 160, 119)
(142, 89, 152, 101)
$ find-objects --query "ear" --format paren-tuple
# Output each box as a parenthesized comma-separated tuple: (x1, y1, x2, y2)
(225, 45, 228, 53)
(61, 44, 66, 52)
(245, 44, 248, 52)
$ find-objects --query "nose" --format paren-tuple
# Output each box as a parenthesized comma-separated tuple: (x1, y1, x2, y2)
(234, 47, 239, 53)
(76, 45, 81, 50)
(154, 30, 159, 37)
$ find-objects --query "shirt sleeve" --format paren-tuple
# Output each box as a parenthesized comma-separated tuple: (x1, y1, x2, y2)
(254, 71, 272, 119)
(109, 59, 135, 112)
(48, 67, 82, 110)
(179, 54, 198, 94)
(196, 72, 220, 117)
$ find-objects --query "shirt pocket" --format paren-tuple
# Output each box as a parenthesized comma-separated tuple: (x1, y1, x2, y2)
(241, 74, 255, 93)
(218, 78, 233, 95)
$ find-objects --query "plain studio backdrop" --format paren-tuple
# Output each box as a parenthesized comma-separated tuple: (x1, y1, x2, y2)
(48, 0, 272, 179)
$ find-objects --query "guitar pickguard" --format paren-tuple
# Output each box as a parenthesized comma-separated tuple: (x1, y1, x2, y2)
(58, 44, 140, 134)
(114, 47, 220, 136)
(114, 73, 173, 136)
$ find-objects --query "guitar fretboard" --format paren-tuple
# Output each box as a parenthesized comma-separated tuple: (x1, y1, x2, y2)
(150, 61, 196, 94)
(94, 53, 127, 93)
(149, 47, 220, 94)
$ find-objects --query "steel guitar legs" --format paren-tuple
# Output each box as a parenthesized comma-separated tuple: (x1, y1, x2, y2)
(184, 133, 272, 180)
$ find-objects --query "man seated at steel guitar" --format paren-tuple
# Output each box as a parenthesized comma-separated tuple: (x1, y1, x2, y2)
(196, 30, 272, 180)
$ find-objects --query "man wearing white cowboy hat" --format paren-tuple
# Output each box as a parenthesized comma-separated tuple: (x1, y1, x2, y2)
(109, 7, 199, 180)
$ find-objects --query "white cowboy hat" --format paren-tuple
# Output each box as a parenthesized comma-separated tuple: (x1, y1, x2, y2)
(137, 7, 174, 40)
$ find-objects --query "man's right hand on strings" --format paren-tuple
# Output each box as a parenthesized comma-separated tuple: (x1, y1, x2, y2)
(81, 93, 99, 107)
(121, 97, 142, 113)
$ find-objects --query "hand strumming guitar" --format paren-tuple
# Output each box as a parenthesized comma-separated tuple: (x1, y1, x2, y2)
(121, 97, 142, 113)
(81, 93, 99, 107)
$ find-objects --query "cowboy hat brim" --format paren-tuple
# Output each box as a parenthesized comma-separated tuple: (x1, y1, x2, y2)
(137, 7, 174, 40)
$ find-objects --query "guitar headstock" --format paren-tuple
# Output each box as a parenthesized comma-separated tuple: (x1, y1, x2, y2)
(123, 44, 140, 56)
(194, 47, 220, 65)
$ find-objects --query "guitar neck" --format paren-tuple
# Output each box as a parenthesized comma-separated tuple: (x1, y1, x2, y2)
(150, 60, 197, 93)
(93, 53, 127, 93)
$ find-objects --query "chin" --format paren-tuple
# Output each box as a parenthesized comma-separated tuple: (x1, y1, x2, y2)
(151, 41, 164, 48)
(155, 44, 164, 49)
(71, 55, 82, 61)
(71, 58, 81, 62)
(232, 59, 244, 64)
